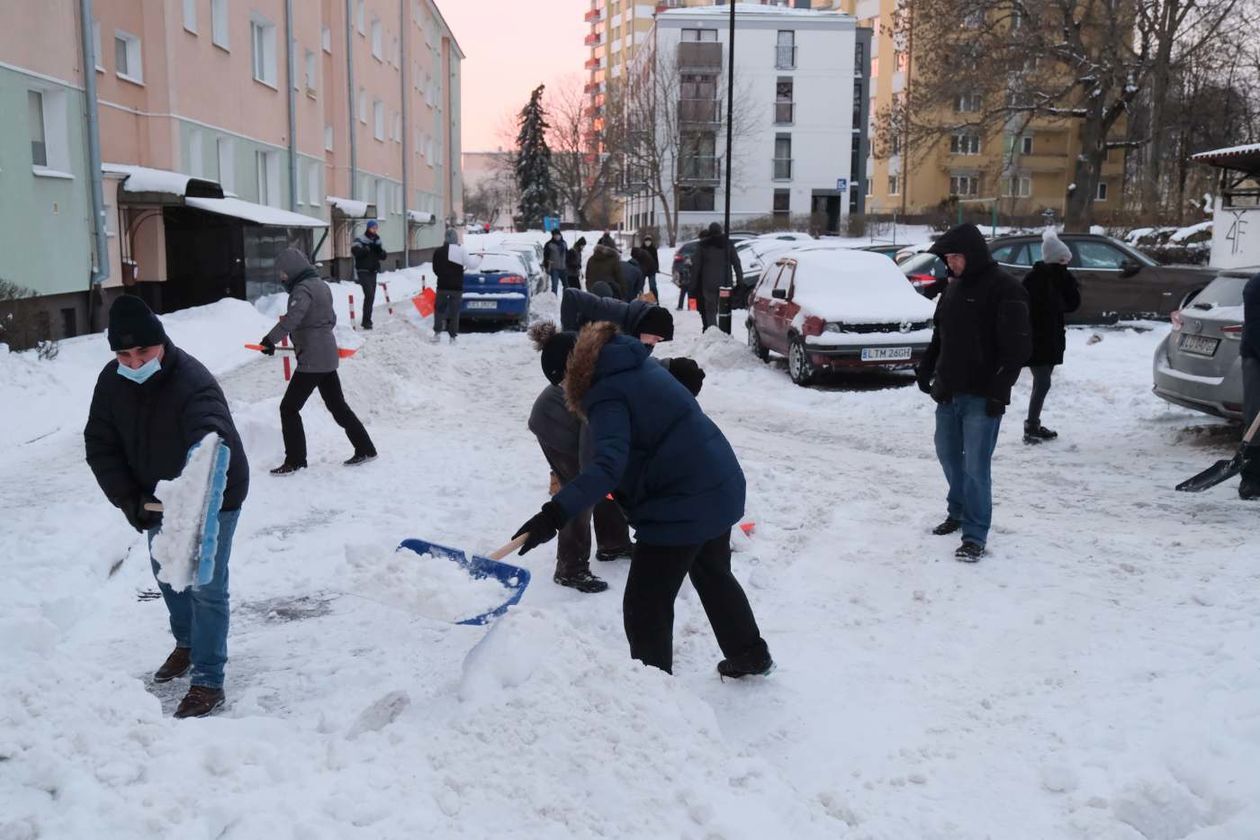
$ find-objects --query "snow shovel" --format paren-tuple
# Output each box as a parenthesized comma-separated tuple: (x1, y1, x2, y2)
(413, 287, 437, 318)
(397, 535, 531, 626)
(244, 343, 358, 359)
(1175, 412, 1260, 492)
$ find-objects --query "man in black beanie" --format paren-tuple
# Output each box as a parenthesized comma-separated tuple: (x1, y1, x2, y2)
(85, 296, 249, 718)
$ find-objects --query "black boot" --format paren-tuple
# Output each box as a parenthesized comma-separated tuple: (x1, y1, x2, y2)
(553, 569, 609, 593)
(717, 648, 774, 679)
(153, 646, 191, 682)
(344, 451, 377, 466)
(1024, 420, 1058, 444)
(1240, 476, 1260, 501)
(174, 685, 225, 718)
(955, 540, 985, 562)
(595, 545, 633, 562)
(270, 462, 306, 476)
(932, 517, 960, 536)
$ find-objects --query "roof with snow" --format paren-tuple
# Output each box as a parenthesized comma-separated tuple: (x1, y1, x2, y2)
(327, 196, 374, 219)
(103, 163, 224, 199)
(1191, 143, 1260, 174)
(185, 197, 327, 228)
(657, 3, 851, 27)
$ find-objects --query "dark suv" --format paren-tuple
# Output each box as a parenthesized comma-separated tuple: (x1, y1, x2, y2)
(986, 233, 1216, 323)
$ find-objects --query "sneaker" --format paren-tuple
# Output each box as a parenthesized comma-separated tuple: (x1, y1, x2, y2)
(717, 649, 774, 679)
(553, 570, 609, 593)
(270, 462, 305, 476)
(174, 685, 225, 719)
(955, 541, 985, 562)
(932, 517, 961, 536)
(1024, 421, 1058, 444)
(344, 452, 377, 467)
(153, 646, 191, 683)
(595, 546, 633, 562)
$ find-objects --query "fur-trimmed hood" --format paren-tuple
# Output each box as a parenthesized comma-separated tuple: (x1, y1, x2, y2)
(563, 321, 649, 417)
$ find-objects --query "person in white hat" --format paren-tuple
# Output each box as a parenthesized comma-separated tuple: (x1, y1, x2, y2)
(1021, 228, 1080, 444)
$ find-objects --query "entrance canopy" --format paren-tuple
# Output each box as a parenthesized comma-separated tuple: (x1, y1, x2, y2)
(1191, 143, 1260, 175)
(186, 197, 326, 228)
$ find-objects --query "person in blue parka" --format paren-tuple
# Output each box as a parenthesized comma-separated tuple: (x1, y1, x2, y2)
(512, 321, 772, 678)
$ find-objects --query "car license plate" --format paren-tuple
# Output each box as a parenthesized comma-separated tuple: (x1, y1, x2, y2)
(466, 300, 497, 310)
(861, 346, 912, 362)
(1177, 334, 1219, 357)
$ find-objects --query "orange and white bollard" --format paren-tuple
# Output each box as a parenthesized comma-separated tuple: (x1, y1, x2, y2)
(349, 293, 357, 330)
(380, 281, 394, 315)
(281, 336, 292, 382)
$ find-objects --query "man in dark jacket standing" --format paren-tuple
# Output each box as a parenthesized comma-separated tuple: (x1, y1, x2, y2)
(631, 236, 661, 300)
(1240, 271, 1260, 500)
(690, 222, 743, 330)
(85, 297, 248, 718)
(585, 243, 623, 297)
(512, 322, 771, 678)
(565, 237, 586, 289)
(431, 228, 480, 342)
(542, 229, 568, 295)
(598, 231, 617, 249)
(351, 220, 387, 330)
(1021, 229, 1081, 444)
(915, 224, 1031, 561)
(260, 249, 376, 474)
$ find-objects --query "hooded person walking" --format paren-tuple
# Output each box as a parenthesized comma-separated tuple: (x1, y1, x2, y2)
(351, 220, 387, 330)
(542, 229, 569, 295)
(510, 321, 770, 677)
(1021, 228, 1081, 444)
(631, 235, 661, 301)
(915, 224, 1031, 561)
(690, 222, 744, 330)
(585, 243, 624, 298)
(259, 249, 377, 474)
(565, 237, 586, 289)
(85, 297, 248, 718)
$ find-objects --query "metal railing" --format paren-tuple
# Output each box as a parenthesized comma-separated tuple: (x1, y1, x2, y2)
(772, 157, 793, 180)
(679, 98, 722, 124)
(774, 101, 794, 124)
(677, 41, 723, 70)
(678, 156, 720, 182)
(775, 45, 797, 70)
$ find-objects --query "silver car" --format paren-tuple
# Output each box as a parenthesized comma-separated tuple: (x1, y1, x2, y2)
(1152, 268, 1254, 419)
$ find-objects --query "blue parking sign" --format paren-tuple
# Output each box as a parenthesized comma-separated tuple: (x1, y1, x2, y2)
(543, 216, 560, 232)
(836, 178, 849, 193)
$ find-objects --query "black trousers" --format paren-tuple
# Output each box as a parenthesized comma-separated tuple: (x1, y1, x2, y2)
(280, 371, 375, 465)
(623, 532, 768, 674)
(356, 270, 377, 327)
(539, 444, 631, 576)
(1027, 365, 1054, 424)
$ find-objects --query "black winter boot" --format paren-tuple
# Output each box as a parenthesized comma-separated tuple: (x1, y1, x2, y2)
(270, 462, 305, 476)
(955, 541, 985, 562)
(174, 685, 225, 718)
(553, 569, 609, 593)
(1024, 420, 1058, 444)
(718, 648, 774, 679)
(595, 545, 633, 562)
(932, 517, 961, 536)
(1240, 476, 1260, 501)
(153, 646, 191, 682)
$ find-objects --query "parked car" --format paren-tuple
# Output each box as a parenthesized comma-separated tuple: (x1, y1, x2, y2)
(988, 232, 1217, 323)
(671, 232, 756, 290)
(1152, 268, 1254, 420)
(853, 243, 903, 260)
(461, 252, 532, 328)
(746, 251, 936, 385)
(734, 238, 797, 276)
(899, 251, 949, 295)
(754, 231, 815, 242)
(498, 235, 548, 293)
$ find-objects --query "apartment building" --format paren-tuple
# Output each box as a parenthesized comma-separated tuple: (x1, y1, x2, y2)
(1, 0, 461, 344)
(620, 4, 864, 238)
(841, 0, 1124, 219)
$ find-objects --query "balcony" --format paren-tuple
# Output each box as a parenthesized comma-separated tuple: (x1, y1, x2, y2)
(678, 156, 720, 183)
(775, 45, 797, 70)
(584, 32, 601, 47)
(585, 56, 601, 70)
(772, 157, 793, 180)
(584, 7, 601, 23)
(773, 101, 794, 125)
(677, 41, 722, 71)
(678, 98, 721, 125)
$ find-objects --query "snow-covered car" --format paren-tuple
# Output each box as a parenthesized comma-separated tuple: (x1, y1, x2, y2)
(1152, 268, 1253, 420)
(495, 236, 548, 293)
(461, 251, 532, 328)
(746, 250, 937, 385)
(754, 231, 815, 242)
(734, 238, 797, 276)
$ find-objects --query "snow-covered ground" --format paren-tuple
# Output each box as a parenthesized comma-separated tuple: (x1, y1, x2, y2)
(2, 265, 1258, 839)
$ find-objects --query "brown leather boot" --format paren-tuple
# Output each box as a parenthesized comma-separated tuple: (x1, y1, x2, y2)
(153, 647, 191, 683)
(174, 685, 225, 719)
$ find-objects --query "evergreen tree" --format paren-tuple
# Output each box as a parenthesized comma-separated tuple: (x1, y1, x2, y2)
(514, 85, 557, 230)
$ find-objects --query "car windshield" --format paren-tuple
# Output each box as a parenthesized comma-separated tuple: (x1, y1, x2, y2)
(1187, 274, 1251, 308)
(900, 252, 945, 276)
(475, 254, 525, 274)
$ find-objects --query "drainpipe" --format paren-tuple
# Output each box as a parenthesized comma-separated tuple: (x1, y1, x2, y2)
(284, 0, 298, 210)
(346, 0, 357, 200)
(399, 0, 409, 267)
(79, 0, 109, 322)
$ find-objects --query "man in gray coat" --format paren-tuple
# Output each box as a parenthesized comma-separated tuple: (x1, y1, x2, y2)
(259, 249, 377, 474)
(689, 222, 743, 330)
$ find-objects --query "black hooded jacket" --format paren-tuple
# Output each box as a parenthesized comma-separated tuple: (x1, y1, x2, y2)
(918, 224, 1032, 409)
(1022, 261, 1081, 367)
(85, 343, 250, 513)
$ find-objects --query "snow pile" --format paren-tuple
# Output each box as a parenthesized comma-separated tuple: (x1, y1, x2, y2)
(343, 545, 512, 624)
(1169, 220, 1213, 243)
(787, 251, 936, 324)
(151, 433, 224, 591)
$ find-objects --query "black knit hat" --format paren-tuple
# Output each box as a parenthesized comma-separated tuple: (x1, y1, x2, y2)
(108, 295, 166, 351)
(541, 331, 578, 385)
(635, 306, 674, 342)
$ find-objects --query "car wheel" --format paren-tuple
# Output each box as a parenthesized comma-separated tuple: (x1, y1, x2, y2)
(788, 336, 814, 386)
(747, 322, 770, 362)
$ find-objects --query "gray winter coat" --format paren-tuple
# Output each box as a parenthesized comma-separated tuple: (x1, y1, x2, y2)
(264, 268, 340, 373)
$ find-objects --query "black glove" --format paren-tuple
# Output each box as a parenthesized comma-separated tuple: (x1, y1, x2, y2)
(915, 367, 933, 395)
(985, 399, 1006, 418)
(667, 357, 705, 396)
(259, 337, 276, 356)
(512, 501, 567, 556)
(114, 494, 163, 533)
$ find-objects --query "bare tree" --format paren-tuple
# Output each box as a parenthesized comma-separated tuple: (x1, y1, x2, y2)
(547, 76, 617, 228)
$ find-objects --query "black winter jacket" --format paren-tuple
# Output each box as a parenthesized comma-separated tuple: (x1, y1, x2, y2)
(631, 245, 660, 279)
(431, 243, 465, 292)
(1022, 261, 1081, 367)
(619, 259, 645, 301)
(689, 236, 743, 297)
(565, 247, 584, 281)
(585, 245, 623, 296)
(85, 343, 249, 514)
(919, 224, 1032, 410)
(561, 288, 654, 335)
(543, 238, 568, 273)
(352, 233, 387, 274)
(1243, 273, 1260, 362)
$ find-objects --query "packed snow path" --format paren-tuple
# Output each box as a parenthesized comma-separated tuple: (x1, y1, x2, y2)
(1, 264, 1257, 838)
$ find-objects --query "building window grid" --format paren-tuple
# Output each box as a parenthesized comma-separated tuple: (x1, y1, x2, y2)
(27, 90, 47, 167)
(1003, 174, 1031, 198)
(950, 133, 981, 155)
(114, 31, 143, 84)
(250, 17, 277, 87)
(949, 174, 980, 197)
(212, 0, 230, 49)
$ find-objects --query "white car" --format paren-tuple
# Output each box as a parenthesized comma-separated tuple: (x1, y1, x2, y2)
(746, 250, 937, 385)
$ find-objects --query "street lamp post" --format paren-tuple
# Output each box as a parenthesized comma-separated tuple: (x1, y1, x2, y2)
(718, 0, 736, 335)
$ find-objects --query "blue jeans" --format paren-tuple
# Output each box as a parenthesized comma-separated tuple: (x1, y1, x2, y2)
(934, 395, 1002, 546)
(549, 269, 566, 294)
(148, 508, 239, 688)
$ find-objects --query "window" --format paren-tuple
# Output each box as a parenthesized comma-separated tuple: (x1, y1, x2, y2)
(305, 50, 317, 93)
(774, 134, 792, 180)
(680, 28, 717, 41)
(1096, 181, 1109, 202)
(775, 79, 793, 124)
(358, 87, 367, 123)
(356, 0, 366, 35)
(212, 0, 230, 49)
(217, 138, 235, 191)
(324, 124, 333, 151)
(955, 93, 981, 113)
(950, 134, 980, 155)
(1076, 241, 1125, 268)
(678, 187, 715, 212)
(1002, 174, 1031, 198)
(776, 30, 796, 69)
(189, 130, 204, 177)
(773, 189, 790, 221)
(251, 17, 277, 86)
(92, 21, 104, 71)
(852, 80, 862, 126)
(307, 162, 320, 207)
(115, 31, 143, 83)
(28, 91, 47, 167)
(949, 174, 980, 196)
(895, 50, 908, 73)
(865, 177, 873, 197)
(888, 174, 900, 195)
(256, 150, 280, 207)
(371, 18, 383, 59)
(1021, 135, 1033, 155)
(855, 41, 864, 73)
(322, 25, 332, 53)
(183, 0, 197, 33)
(373, 100, 385, 140)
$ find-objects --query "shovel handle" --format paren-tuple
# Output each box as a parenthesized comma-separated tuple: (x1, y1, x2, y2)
(487, 534, 528, 561)
(1244, 411, 1260, 446)
(143, 502, 164, 512)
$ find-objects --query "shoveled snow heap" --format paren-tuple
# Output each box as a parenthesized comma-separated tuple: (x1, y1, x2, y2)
(344, 545, 513, 624)
(151, 432, 225, 591)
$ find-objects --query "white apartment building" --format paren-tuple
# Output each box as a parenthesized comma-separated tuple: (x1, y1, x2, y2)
(622, 4, 862, 238)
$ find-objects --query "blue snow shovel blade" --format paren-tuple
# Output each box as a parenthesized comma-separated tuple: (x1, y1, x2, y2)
(398, 538, 531, 626)
(195, 440, 233, 587)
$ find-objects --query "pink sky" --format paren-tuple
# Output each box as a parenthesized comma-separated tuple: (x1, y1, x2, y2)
(441, 0, 590, 152)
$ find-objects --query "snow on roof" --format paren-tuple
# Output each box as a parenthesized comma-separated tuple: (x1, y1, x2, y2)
(327, 196, 372, 218)
(185, 197, 327, 228)
(660, 3, 846, 19)
(777, 250, 935, 324)
(102, 163, 221, 197)
(1168, 220, 1212, 243)
(1191, 143, 1260, 161)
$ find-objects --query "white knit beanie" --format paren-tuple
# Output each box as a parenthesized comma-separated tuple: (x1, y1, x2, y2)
(1041, 228, 1072, 265)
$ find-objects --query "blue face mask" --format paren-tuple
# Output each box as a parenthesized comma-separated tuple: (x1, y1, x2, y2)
(116, 355, 161, 384)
